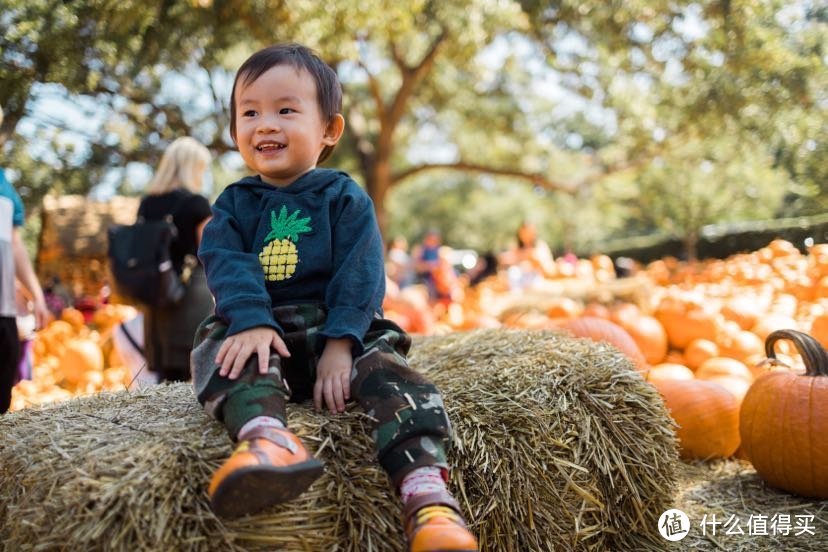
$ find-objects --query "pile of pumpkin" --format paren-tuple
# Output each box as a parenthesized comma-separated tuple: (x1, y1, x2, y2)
(9, 304, 138, 412)
(12, 239, 828, 498)
(546, 239, 828, 499)
(385, 238, 828, 498)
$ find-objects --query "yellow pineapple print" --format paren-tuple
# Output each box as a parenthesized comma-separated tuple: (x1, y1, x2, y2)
(259, 205, 311, 281)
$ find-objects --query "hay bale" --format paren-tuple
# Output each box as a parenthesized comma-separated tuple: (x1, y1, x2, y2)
(0, 330, 678, 551)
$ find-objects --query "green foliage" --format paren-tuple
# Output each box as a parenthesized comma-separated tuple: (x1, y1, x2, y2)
(386, 173, 560, 253)
(0, 0, 825, 254)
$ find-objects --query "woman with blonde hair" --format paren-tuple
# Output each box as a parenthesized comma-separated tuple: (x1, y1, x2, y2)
(136, 137, 214, 382)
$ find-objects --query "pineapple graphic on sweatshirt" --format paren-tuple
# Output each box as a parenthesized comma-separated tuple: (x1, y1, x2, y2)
(259, 205, 311, 281)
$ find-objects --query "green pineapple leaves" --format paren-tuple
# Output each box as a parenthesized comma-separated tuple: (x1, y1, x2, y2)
(264, 205, 312, 243)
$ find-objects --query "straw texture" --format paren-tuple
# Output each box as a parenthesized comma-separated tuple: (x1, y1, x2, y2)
(0, 329, 678, 551)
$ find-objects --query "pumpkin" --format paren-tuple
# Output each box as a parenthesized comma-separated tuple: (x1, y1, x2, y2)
(621, 315, 668, 365)
(645, 363, 694, 383)
(609, 303, 641, 327)
(58, 338, 105, 386)
(546, 297, 581, 320)
(740, 329, 828, 498)
(653, 378, 741, 460)
(655, 297, 723, 350)
(703, 376, 751, 403)
(60, 307, 86, 331)
(582, 302, 611, 319)
(695, 357, 753, 383)
(683, 339, 719, 371)
(721, 296, 762, 331)
(810, 314, 828, 350)
(562, 316, 648, 371)
(717, 329, 764, 364)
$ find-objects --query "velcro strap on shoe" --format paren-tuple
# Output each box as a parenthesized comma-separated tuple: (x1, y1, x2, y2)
(402, 490, 464, 526)
(242, 426, 298, 454)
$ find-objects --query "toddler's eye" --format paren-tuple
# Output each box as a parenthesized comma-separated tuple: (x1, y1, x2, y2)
(243, 110, 256, 117)
(279, 108, 296, 115)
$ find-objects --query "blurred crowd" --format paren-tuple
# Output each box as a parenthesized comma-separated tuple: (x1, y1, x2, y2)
(382, 222, 633, 334)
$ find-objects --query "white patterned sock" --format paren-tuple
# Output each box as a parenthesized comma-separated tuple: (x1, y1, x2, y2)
(400, 466, 447, 504)
(237, 416, 285, 441)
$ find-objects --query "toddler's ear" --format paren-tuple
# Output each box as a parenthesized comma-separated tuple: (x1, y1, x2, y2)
(323, 114, 345, 146)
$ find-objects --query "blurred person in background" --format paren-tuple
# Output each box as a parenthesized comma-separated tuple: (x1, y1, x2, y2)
(14, 283, 37, 384)
(1, 105, 49, 413)
(498, 220, 557, 288)
(411, 229, 443, 300)
(137, 137, 214, 383)
(385, 235, 415, 289)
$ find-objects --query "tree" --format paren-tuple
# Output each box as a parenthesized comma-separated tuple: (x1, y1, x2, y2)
(0, 0, 265, 209)
(2, 0, 824, 250)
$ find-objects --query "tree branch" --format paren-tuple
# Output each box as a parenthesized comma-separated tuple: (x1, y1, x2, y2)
(386, 28, 448, 132)
(357, 59, 386, 116)
(392, 153, 658, 194)
(392, 162, 578, 192)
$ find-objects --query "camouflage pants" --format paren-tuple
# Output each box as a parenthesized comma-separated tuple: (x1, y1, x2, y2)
(190, 304, 452, 485)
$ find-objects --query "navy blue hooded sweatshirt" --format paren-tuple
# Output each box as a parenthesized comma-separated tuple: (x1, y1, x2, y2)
(199, 169, 385, 351)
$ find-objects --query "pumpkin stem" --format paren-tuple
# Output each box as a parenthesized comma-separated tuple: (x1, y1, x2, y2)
(765, 329, 828, 377)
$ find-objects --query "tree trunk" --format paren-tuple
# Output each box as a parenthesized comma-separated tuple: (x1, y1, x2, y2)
(684, 231, 699, 262)
(369, 157, 392, 238)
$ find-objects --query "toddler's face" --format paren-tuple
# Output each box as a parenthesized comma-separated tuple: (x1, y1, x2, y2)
(234, 64, 337, 186)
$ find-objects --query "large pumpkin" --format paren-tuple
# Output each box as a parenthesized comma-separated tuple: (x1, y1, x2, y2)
(653, 378, 741, 460)
(740, 329, 828, 498)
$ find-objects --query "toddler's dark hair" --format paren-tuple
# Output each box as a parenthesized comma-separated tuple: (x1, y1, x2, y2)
(230, 43, 342, 163)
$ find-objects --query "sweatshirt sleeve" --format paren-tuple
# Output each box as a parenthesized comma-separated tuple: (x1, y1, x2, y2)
(320, 186, 385, 352)
(198, 190, 281, 337)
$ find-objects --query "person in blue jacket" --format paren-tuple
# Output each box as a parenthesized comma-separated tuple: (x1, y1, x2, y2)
(191, 44, 477, 551)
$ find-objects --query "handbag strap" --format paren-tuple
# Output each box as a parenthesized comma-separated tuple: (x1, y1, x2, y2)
(120, 321, 145, 357)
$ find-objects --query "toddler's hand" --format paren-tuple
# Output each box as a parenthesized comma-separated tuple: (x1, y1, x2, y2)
(215, 326, 290, 380)
(314, 338, 353, 414)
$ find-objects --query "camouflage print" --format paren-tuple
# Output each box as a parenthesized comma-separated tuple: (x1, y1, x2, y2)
(190, 314, 290, 436)
(351, 319, 451, 486)
(190, 304, 452, 485)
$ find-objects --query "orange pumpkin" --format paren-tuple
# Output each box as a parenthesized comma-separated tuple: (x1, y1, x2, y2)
(60, 307, 86, 331)
(619, 314, 668, 365)
(703, 375, 751, 403)
(58, 338, 105, 386)
(546, 297, 581, 320)
(740, 329, 828, 498)
(684, 339, 719, 371)
(609, 303, 641, 328)
(721, 296, 762, 331)
(653, 378, 741, 460)
(645, 363, 694, 383)
(695, 357, 753, 383)
(810, 314, 828, 350)
(562, 316, 647, 371)
(582, 302, 611, 319)
(717, 329, 764, 364)
(655, 298, 723, 350)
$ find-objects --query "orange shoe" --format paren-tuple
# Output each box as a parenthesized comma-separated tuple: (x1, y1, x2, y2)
(208, 426, 323, 518)
(403, 492, 479, 552)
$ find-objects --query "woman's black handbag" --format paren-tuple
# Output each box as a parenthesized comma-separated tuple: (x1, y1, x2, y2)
(107, 216, 190, 307)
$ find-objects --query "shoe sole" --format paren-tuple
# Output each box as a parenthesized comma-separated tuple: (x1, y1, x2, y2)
(210, 458, 324, 518)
